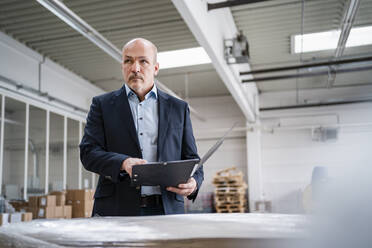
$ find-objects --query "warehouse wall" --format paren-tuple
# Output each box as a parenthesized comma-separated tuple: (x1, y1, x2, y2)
(187, 94, 372, 215)
(0, 31, 104, 112)
(259, 102, 372, 213)
(188, 95, 247, 212)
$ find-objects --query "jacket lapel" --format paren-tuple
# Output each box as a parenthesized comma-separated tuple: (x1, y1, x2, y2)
(157, 89, 172, 161)
(112, 85, 141, 153)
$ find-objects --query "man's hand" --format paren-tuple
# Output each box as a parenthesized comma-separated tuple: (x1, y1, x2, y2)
(121, 158, 147, 177)
(166, 177, 197, 197)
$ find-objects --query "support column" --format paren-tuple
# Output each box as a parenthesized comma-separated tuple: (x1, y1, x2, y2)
(246, 121, 263, 212)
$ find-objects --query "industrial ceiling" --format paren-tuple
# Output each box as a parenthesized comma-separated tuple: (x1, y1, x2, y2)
(0, 0, 371, 101)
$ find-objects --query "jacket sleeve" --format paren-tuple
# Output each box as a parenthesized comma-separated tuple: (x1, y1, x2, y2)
(79, 96, 129, 183)
(181, 104, 204, 201)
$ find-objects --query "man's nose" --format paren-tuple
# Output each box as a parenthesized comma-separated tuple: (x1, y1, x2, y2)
(131, 61, 140, 73)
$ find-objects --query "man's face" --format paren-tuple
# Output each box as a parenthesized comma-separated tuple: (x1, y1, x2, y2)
(121, 41, 159, 94)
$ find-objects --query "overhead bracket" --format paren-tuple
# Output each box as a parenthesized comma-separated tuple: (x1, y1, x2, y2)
(224, 31, 250, 64)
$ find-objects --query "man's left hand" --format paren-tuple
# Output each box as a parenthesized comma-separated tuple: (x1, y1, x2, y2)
(166, 177, 197, 197)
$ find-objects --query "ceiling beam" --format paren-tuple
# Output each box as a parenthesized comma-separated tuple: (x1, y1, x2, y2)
(334, 0, 361, 58)
(328, 0, 361, 87)
(172, 0, 258, 122)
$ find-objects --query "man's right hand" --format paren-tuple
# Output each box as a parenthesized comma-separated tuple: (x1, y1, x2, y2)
(121, 158, 147, 177)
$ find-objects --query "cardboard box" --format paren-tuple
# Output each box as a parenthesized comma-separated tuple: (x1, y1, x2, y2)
(28, 196, 39, 207)
(9, 201, 28, 211)
(38, 206, 55, 219)
(27, 207, 38, 219)
(39, 195, 56, 207)
(66, 189, 76, 202)
(72, 200, 93, 218)
(9, 213, 22, 223)
(63, 205, 72, 219)
(55, 206, 63, 218)
(50, 190, 66, 195)
(55, 195, 65, 206)
(50, 191, 66, 206)
(75, 189, 94, 201)
(21, 212, 33, 222)
(90, 189, 95, 200)
(0, 213, 9, 226)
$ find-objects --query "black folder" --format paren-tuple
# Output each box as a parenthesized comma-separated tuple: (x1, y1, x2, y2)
(131, 158, 200, 187)
(131, 123, 237, 187)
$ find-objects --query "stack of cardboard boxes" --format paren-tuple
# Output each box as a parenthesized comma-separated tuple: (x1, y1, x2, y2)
(0, 212, 32, 226)
(4, 189, 94, 223)
(50, 191, 72, 219)
(66, 189, 94, 218)
(1, 201, 33, 226)
(28, 192, 72, 219)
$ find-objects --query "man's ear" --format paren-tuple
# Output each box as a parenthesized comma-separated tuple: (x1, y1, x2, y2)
(154, 62, 159, 76)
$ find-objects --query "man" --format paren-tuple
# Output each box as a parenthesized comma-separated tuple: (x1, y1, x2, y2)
(80, 38, 203, 216)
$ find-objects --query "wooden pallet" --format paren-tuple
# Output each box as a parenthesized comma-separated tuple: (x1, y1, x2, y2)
(214, 182, 244, 188)
(215, 203, 246, 213)
(213, 176, 243, 185)
(216, 208, 245, 213)
(215, 186, 246, 194)
(213, 167, 244, 185)
(213, 167, 248, 214)
(215, 195, 246, 205)
(214, 193, 245, 198)
(215, 202, 246, 208)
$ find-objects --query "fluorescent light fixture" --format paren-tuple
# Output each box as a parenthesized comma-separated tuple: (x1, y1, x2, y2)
(293, 30, 341, 53)
(158, 47, 211, 70)
(346, 26, 372, 47)
(292, 25, 372, 53)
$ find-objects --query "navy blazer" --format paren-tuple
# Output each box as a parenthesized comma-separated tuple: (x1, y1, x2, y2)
(79, 85, 204, 216)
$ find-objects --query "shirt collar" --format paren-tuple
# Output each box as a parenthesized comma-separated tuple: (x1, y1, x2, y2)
(125, 83, 158, 100)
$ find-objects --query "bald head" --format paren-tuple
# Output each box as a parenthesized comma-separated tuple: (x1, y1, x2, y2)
(121, 38, 160, 101)
(122, 38, 157, 63)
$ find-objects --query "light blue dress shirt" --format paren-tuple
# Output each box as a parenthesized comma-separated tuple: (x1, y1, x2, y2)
(125, 83, 161, 196)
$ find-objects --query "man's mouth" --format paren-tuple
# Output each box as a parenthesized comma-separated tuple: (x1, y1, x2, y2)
(129, 75, 143, 81)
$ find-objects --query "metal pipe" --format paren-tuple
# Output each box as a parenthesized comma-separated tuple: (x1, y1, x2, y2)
(240, 55, 372, 75)
(0, 95, 4, 192)
(63, 116, 67, 190)
(45, 110, 50, 194)
(78, 121, 82, 190)
(28, 139, 39, 189)
(260, 98, 372, 111)
(242, 65, 372, 83)
(207, 0, 272, 11)
(23, 103, 29, 200)
(0, 74, 88, 114)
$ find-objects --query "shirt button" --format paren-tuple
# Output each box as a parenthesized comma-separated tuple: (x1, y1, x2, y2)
(140, 132, 143, 135)
(139, 103, 142, 106)
(139, 117, 143, 120)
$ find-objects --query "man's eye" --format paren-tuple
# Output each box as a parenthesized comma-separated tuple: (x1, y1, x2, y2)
(140, 60, 148, 64)
(124, 59, 131, 63)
